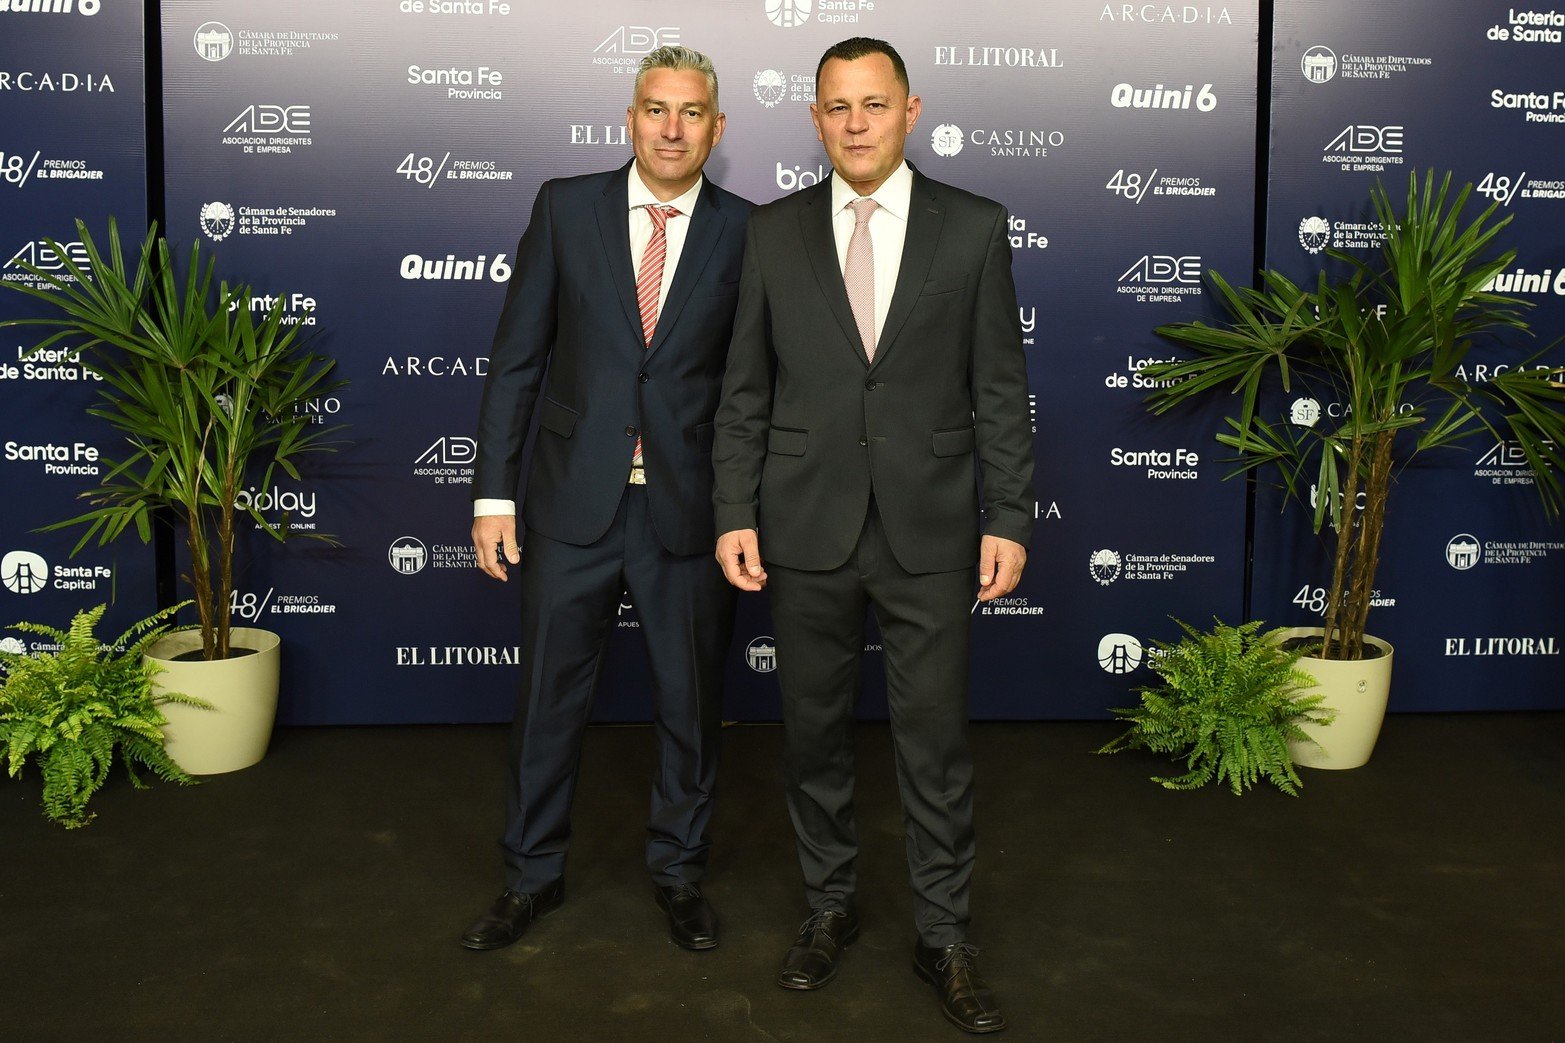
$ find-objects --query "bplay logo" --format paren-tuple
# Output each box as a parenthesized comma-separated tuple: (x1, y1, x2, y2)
(746, 635, 778, 672)
(389, 537, 428, 574)
(1098, 633, 1144, 674)
(775, 163, 828, 192)
(2, 550, 48, 595)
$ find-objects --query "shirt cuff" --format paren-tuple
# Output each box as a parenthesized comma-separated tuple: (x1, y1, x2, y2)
(473, 499, 515, 517)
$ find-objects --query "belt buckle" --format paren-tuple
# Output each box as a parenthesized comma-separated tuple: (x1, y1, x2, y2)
(628, 466, 646, 485)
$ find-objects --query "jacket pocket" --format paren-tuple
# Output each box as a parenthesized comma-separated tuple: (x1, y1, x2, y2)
(538, 396, 579, 438)
(931, 426, 975, 457)
(768, 427, 808, 457)
(922, 275, 968, 297)
(691, 421, 715, 453)
(693, 279, 740, 299)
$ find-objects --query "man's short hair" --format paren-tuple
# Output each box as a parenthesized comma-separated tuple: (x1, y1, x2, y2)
(815, 37, 910, 94)
(635, 45, 719, 111)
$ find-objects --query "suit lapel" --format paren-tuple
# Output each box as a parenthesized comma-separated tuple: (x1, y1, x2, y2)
(873, 171, 942, 368)
(594, 162, 644, 345)
(800, 179, 872, 367)
(647, 180, 725, 358)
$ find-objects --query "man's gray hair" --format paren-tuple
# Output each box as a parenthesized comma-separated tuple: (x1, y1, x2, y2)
(635, 45, 720, 111)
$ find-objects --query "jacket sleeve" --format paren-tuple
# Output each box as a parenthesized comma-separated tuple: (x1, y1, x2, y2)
(712, 218, 773, 535)
(472, 181, 559, 501)
(970, 204, 1037, 548)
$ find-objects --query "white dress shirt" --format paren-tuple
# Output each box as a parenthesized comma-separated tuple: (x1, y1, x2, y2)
(474, 167, 703, 517)
(829, 159, 912, 343)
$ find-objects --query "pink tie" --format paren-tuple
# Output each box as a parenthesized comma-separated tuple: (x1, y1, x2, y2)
(845, 197, 879, 361)
(633, 204, 678, 465)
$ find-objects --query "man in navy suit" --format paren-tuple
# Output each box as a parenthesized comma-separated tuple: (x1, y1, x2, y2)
(462, 46, 750, 954)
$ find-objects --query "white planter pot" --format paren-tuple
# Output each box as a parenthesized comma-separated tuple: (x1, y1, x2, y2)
(1280, 626, 1394, 771)
(147, 627, 281, 776)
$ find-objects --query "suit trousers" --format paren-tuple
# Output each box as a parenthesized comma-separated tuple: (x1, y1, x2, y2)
(767, 501, 977, 947)
(500, 484, 735, 891)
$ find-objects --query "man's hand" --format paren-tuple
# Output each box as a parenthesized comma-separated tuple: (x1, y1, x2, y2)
(473, 514, 521, 582)
(716, 528, 767, 591)
(977, 534, 1026, 602)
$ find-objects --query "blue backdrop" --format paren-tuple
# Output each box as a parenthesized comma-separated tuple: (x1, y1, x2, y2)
(2, 1, 1560, 723)
(1, 1, 155, 650)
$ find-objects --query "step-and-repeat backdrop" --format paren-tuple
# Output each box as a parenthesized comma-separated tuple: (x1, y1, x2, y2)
(152, 0, 1255, 723)
(1262, 3, 1565, 711)
(4, 2, 1558, 723)
(1, 2, 155, 650)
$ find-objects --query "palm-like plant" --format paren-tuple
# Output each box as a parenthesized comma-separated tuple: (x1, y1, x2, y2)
(0, 219, 344, 659)
(1145, 171, 1565, 660)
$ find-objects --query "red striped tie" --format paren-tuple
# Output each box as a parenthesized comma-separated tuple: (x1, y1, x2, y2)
(633, 204, 678, 466)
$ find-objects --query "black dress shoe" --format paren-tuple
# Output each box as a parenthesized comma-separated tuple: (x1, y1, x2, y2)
(913, 941, 1007, 1034)
(776, 908, 860, 990)
(655, 883, 719, 951)
(459, 880, 564, 951)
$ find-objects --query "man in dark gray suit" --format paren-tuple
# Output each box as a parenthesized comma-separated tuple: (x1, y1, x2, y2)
(463, 46, 750, 954)
(713, 37, 1034, 1035)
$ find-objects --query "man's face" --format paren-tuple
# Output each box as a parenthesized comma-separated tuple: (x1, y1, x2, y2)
(811, 53, 921, 196)
(627, 67, 724, 201)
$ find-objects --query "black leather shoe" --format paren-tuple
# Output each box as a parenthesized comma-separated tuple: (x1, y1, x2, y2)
(655, 883, 719, 950)
(913, 941, 1007, 1034)
(776, 908, 860, 990)
(459, 880, 564, 951)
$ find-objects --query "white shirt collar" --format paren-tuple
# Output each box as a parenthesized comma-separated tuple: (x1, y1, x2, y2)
(829, 159, 912, 222)
(628, 164, 703, 217)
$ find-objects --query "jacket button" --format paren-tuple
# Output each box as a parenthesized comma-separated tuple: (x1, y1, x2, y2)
(625, 426, 637, 437)
(858, 437, 868, 447)
(864, 379, 877, 391)
(638, 373, 649, 383)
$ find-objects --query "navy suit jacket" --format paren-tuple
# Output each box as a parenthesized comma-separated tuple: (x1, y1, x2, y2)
(475, 162, 753, 556)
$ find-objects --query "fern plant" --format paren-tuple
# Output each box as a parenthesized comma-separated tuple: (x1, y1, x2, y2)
(1098, 619, 1333, 796)
(0, 603, 208, 828)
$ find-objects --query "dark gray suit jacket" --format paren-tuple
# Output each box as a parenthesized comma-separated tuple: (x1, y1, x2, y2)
(475, 161, 752, 556)
(713, 168, 1035, 574)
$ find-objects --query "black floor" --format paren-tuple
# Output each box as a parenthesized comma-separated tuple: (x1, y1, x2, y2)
(3, 715, 1562, 1041)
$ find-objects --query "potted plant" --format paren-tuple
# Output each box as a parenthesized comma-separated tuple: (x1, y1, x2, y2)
(1098, 619, 1330, 795)
(1143, 171, 1565, 768)
(0, 219, 344, 774)
(0, 603, 206, 828)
